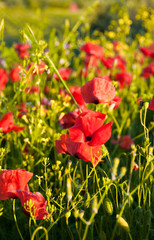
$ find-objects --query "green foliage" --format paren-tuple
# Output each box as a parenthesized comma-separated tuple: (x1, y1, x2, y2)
(0, 1, 154, 240)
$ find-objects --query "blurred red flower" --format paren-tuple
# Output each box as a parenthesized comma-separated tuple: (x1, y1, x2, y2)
(9, 66, 21, 82)
(149, 96, 154, 111)
(80, 42, 104, 59)
(0, 112, 25, 133)
(81, 77, 115, 104)
(139, 43, 154, 59)
(25, 86, 40, 94)
(141, 63, 154, 79)
(0, 68, 8, 91)
(56, 110, 113, 165)
(18, 102, 28, 118)
(109, 95, 122, 109)
(28, 61, 46, 75)
(17, 190, 49, 220)
(0, 169, 33, 200)
(53, 68, 72, 81)
(111, 135, 134, 150)
(115, 72, 132, 89)
(14, 43, 31, 59)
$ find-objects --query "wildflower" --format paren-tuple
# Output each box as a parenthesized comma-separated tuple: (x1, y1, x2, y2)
(101, 55, 126, 71)
(0, 169, 33, 200)
(139, 43, 154, 59)
(17, 190, 49, 220)
(25, 86, 40, 94)
(17, 102, 28, 118)
(0, 68, 8, 91)
(69, 86, 86, 107)
(53, 68, 72, 81)
(111, 135, 134, 150)
(56, 110, 113, 165)
(59, 107, 87, 129)
(81, 77, 115, 104)
(0, 112, 25, 133)
(9, 66, 21, 82)
(108, 95, 122, 109)
(141, 63, 154, 79)
(14, 43, 31, 59)
(80, 42, 104, 59)
(27, 61, 46, 75)
(149, 96, 154, 111)
(134, 162, 139, 171)
(115, 72, 132, 89)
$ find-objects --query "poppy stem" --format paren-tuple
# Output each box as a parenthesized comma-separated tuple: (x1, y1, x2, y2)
(31, 226, 48, 240)
(13, 199, 24, 240)
(45, 55, 82, 113)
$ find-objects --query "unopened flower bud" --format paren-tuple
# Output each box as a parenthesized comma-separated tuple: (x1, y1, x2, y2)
(66, 177, 72, 202)
(103, 198, 113, 215)
(116, 215, 130, 232)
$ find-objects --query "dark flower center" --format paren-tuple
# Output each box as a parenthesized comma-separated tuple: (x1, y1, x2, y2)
(94, 98, 99, 104)
(86, 136, 92, 141)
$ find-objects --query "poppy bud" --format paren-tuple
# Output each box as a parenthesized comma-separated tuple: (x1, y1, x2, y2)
(92, 196, 98, 214)
(116, 215, 130, 232)
(112, 158, 120, 178)
(79, 210, 84, 219)
(66, 177, 72, 202)
(103, 198, 113, 215)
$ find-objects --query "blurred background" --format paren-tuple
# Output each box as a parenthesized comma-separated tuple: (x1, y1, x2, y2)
(0, 0, 154, 45)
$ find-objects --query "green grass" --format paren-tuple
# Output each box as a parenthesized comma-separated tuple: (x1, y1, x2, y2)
(0, 6, 84, 45)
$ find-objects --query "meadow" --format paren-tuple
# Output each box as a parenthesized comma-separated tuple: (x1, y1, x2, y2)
(0, 1, 154, 240)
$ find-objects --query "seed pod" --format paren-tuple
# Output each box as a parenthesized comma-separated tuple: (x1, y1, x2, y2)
(73, 209, 79, 219)
(65, 209, 71, 219)
(79, 210, 84, 219)
(103, 198, 113, 215)
(66, 177, 72, 202)
(112, 158, 120, 177)
(92, 196, 98, 214)
(116, 215, 130, 232)
(119, 167, 127, 177)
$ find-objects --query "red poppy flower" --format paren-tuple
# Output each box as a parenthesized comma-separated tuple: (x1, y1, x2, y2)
(0, 68, 8, 91)
(83, 55, 99, 68)
(111, 135, 134, 150)
(134, 162, 139, 171)
(80, 42, 104, 59)
(14, 43, 31, 59)
(140, 43, 154, 59)
(115, 72, 132, 89)
(139, 47, 151, 57)
(141, 63, 154, 79)
(59, 106, 87, 129)
(81, 77, 115, 104)
(53, 68, 72, 81)
(149, 96, 154, 111)
(17, 102, 28, 118)
(69, 86, 86, 107)
(56, 110, 113, 165)
(0, 112, 25, 133)
(17, 190, 49, 220)
(25, 86, 40, 94)
(9, 66, 21, 82)
(0, 169, 33, 200)
(109, 95, 122, 109)
(27, 61, 46, 75)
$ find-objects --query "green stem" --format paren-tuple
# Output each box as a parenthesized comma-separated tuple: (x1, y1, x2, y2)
(13, 199, 24, 240)
(31, 226, 48, 240)
(82, 184, 111, 240)
(45, 55, 82, 113)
